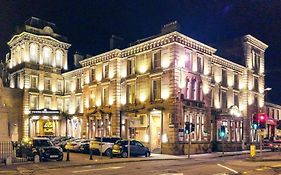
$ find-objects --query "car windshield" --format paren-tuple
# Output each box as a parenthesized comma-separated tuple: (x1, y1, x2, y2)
(33, 139, 53, 147)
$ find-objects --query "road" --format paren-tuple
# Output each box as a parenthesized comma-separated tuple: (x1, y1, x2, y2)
(1, 152, 281, 175)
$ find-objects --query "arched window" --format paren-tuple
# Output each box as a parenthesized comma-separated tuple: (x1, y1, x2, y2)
(43, 46, 52, 65)
(30, 43, 38, 63)
(55, 50, 63, 67)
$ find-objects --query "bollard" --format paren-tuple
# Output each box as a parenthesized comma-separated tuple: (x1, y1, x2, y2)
(34, 155, 40, 163)
(5, 156, 12, 165)
(66, 149, 70, 161)
(89, 149, 93, 160)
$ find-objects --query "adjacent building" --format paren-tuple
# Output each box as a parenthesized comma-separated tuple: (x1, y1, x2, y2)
(3, 17, 279, 154)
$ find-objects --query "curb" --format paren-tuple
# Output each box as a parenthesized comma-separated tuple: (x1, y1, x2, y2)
(246, 158, 281, 162)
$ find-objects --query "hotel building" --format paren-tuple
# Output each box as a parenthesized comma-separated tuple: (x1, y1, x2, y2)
(4, 17, 274, 154)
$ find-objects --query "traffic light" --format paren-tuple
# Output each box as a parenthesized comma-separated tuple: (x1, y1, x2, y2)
(252, 114, 258, 130)
(277, 120, 281, 130)
(219, 125, 226, 138)
(184, 122, 195, 134)
(258, 113, 266, 129)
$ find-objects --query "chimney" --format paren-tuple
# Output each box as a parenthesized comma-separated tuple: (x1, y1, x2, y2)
(161, 21, 181, 34)
(110, 35, 124, 50)
(73, 51, 83, 68)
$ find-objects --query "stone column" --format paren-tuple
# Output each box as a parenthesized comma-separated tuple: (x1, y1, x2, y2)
(0, 107, 9, 141)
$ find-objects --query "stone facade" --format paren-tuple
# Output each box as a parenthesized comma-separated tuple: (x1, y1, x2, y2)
(4, 18, 278, 155)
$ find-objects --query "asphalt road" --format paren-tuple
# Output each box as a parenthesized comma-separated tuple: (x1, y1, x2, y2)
(2, 152, 281, 175)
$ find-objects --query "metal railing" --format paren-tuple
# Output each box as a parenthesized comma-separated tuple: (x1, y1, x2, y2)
(0, 141, 27, 164)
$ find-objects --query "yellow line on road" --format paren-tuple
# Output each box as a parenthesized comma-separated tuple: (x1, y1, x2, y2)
(217, 164, 239, 174)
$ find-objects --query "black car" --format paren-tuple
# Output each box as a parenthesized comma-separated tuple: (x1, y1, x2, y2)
(16, 137, 63, 161)
(111, 140, 150, 158)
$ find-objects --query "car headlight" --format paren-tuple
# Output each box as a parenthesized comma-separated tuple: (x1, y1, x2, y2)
(58, 147, 63, 152)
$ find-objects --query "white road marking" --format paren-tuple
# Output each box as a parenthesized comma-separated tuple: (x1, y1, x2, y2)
(217, 164, 239, 174)
(160, 174, 183, 175)
(72, 166, 122, 173)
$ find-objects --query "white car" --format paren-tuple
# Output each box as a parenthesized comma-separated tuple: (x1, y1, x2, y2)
(90, 137, 120, 156)
(68, 139, 89, 152)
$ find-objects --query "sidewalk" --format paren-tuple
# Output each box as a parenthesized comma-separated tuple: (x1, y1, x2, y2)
(0, 149, 276, 169)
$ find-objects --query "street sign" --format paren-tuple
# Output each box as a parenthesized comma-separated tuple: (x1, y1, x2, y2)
(250, 145, 256, 158)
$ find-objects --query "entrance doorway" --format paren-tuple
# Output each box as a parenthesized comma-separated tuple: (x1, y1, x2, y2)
(150, 114, 161, 153)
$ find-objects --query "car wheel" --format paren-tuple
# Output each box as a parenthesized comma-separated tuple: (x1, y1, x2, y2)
(105, 149, 112, 157)
(145, 151, 150, 157)
(121, 151, 128, 158)
(57, 156, 63, 161)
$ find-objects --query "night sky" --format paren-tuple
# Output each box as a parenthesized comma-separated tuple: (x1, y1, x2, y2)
(0, 0, 280, 104)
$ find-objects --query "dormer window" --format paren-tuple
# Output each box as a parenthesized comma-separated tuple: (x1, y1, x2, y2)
(55, 50, 63, 67)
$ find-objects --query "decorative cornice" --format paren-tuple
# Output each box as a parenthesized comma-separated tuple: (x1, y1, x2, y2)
(244, 35, 268, 51)
(80, 49, 121, 67)
(7, 32, 71, 49)
(212, 55, 245, 72)
(79, 31, 217, 67)
(265, 102, 281, 109)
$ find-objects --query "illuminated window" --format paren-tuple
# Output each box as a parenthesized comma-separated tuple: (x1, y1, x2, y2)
(30, 75, 38, 89)
(44, 96, 52, 109)
(102, 87, 109, 106)
(30, 43, 38, 63)
(152, 79, 161, 101)
(152, 51, 161, 70)
(103, 63, 109, 79)
(91, 68, 95, 82)
(30, 95, 38, 110)
(44, 78, 51, 91)
(126, 84, 135, 104)
(55, 50, 63, 67)
(127, 59, 135, 76)
(43, 46, 52, 65)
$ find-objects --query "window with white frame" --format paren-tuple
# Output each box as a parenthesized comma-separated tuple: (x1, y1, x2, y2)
(30, 43, 38, 63)
(30, 95, 39, 110)
(43, 46, 52, 65)
(185, 51, 191, 69)
(234, 93, 239, 107)
(152, 51, 161, 70)
(44, 78, 51, 91)
(44, 96, 52, 109)
(185, 78, 189, 99)
(103, 87, 109, 106)
(221, 90, 227, 109)
(30, 75, 38, 89)
(103, 63, 109, 79)
(152, 79, 161, 101)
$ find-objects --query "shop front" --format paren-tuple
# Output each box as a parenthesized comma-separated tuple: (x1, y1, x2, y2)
(215, 106, 243, 151)
(29, 108, 61, 137)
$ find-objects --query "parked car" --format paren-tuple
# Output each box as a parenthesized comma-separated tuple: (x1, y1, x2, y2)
(79, 141, 90, 154)
(90, 137, 120, 156)
(111, 140, 150, 158)
(16, 137, 63, 161)
(68, 139, 89, 152)
(269, 140, 281, 151)
(58, 137, 79, 151)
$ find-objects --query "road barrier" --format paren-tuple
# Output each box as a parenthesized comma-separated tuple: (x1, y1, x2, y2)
(0, 141, 27, 164)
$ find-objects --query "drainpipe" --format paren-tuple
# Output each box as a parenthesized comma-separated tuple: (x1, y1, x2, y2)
(161, 110, 164, 154)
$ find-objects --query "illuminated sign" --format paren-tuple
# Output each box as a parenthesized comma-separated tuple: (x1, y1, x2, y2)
(30, 108, 60, 115)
